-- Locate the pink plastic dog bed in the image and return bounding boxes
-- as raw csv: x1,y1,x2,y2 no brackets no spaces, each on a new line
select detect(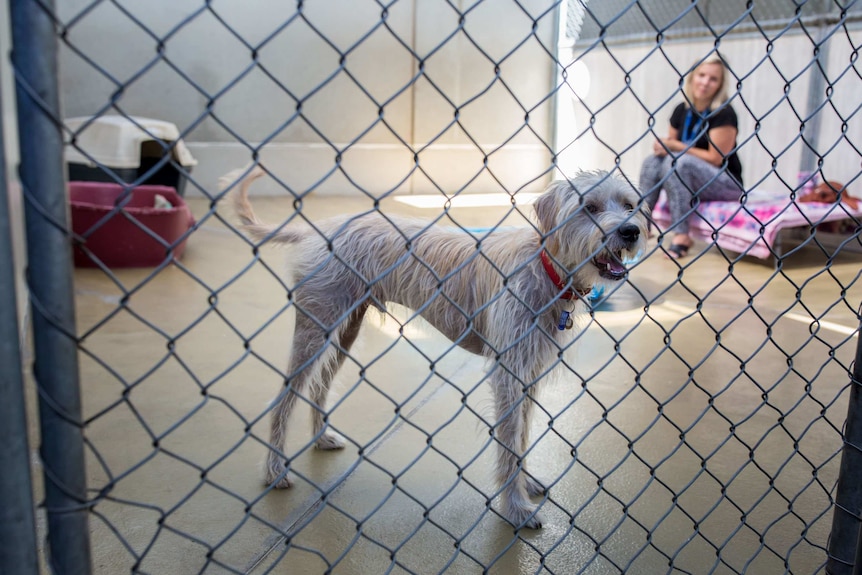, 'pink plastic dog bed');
70,182,194,268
